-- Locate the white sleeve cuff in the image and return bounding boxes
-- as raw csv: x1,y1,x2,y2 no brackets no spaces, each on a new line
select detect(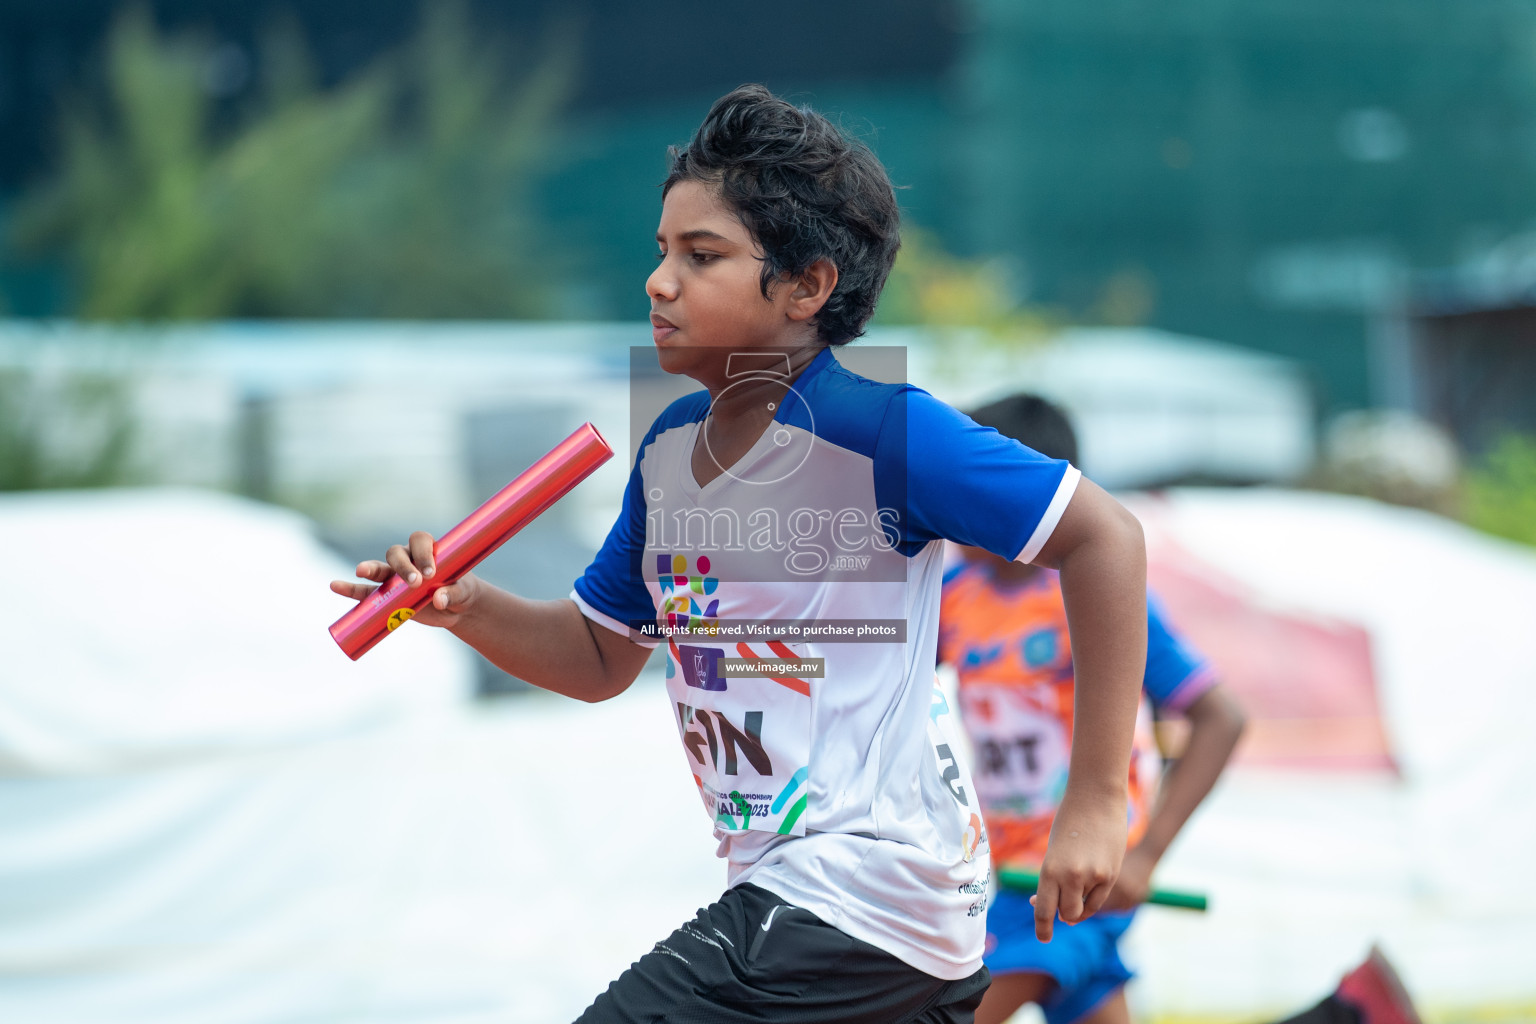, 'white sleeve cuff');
569,590,660,649
1013,465,1082,565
